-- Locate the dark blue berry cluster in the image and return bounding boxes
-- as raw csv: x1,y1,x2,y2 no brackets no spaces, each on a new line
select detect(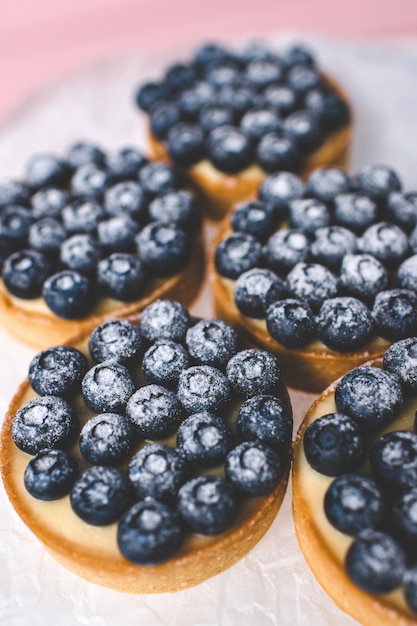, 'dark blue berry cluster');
215,165,417,353
0,142,200,319
136,42,350,175
12,300,292,565
302,340,417,613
